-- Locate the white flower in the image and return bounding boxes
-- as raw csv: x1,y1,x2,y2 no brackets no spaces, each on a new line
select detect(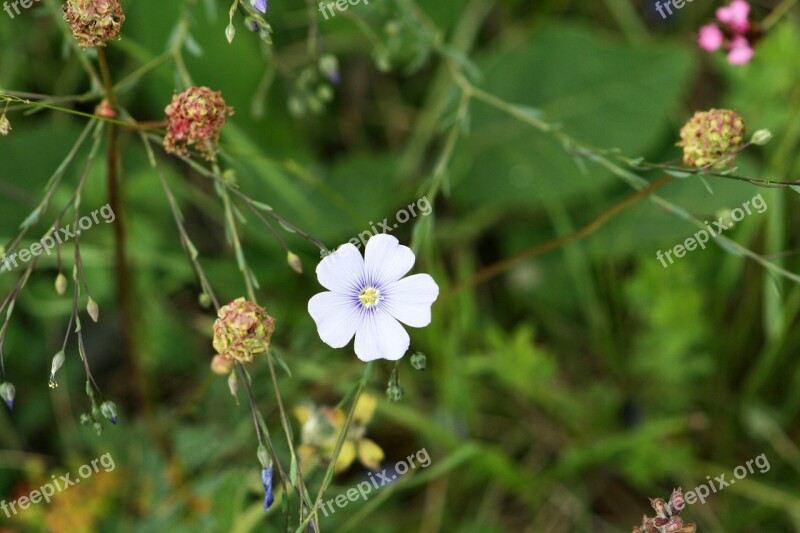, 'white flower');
308,234,439,361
